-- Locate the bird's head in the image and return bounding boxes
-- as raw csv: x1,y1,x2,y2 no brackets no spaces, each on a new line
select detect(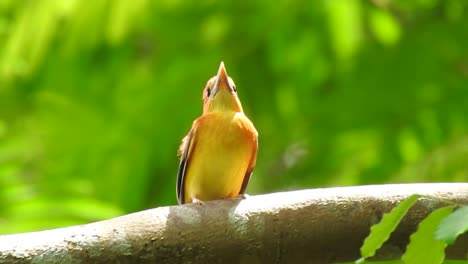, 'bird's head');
202,62,243,113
